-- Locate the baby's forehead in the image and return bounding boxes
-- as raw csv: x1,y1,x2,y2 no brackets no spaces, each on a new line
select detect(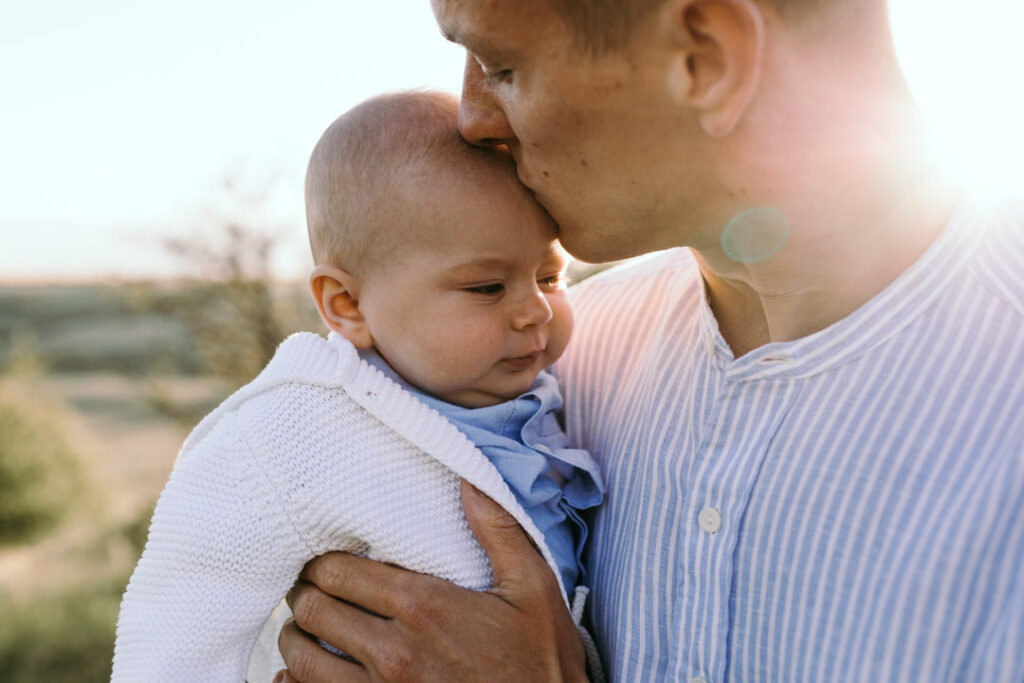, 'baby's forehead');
394,150,528,211
401,141,516,185
383,160,558,255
